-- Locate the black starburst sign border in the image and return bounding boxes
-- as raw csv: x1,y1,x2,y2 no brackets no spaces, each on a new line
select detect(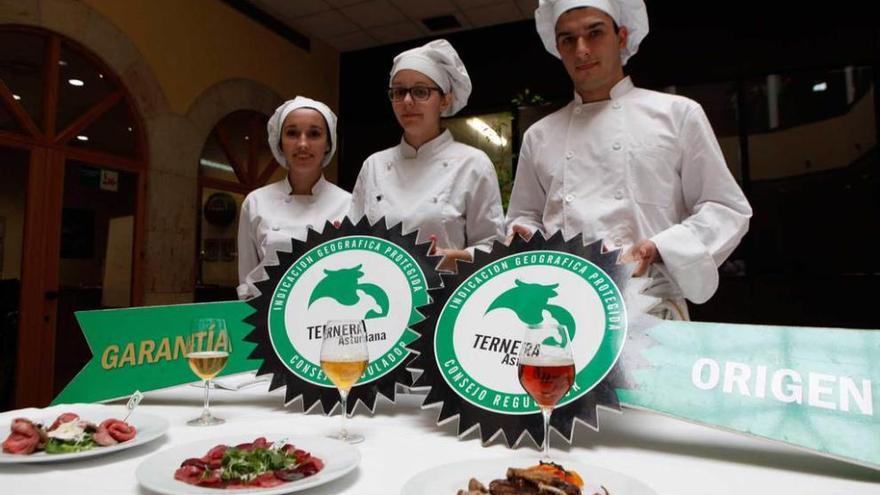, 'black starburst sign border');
244,216,443,415
409,231,633,447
